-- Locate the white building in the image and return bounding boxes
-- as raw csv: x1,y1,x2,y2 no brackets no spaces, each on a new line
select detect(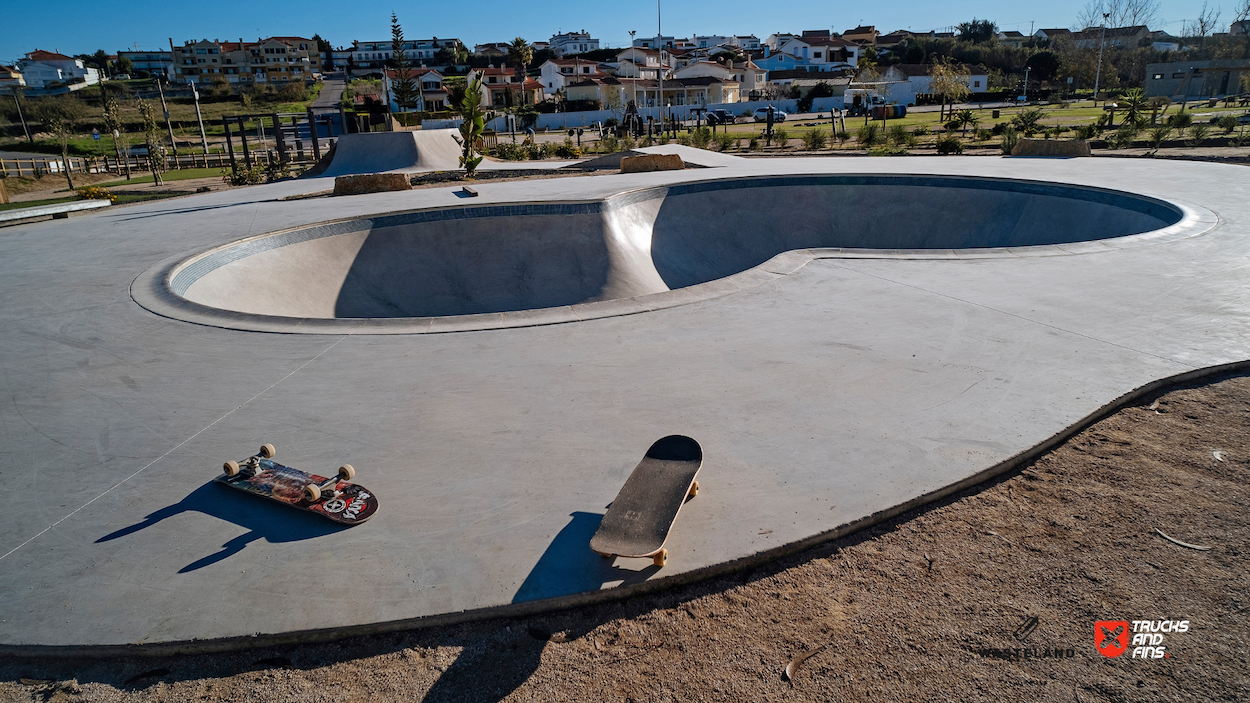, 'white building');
0,64,25,93
539,58,609,95
773,33,860,69
614,48,666,80
350,38,461,73
550,31,599,57
384,67,448,111
16,50,100,90
673,59,766,99
117,50,174,80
